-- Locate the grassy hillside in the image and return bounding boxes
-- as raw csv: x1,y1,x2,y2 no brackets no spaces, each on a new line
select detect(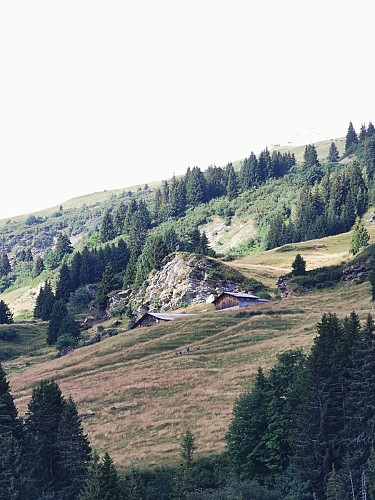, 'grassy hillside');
5,228,374,470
